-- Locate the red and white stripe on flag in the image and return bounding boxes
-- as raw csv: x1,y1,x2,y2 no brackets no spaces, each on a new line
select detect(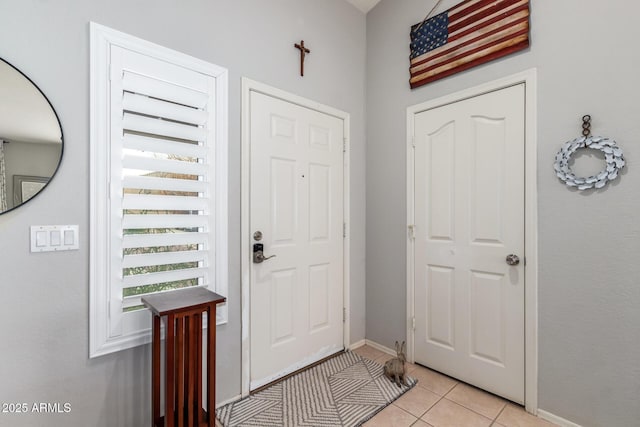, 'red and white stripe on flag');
409,0,530,89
